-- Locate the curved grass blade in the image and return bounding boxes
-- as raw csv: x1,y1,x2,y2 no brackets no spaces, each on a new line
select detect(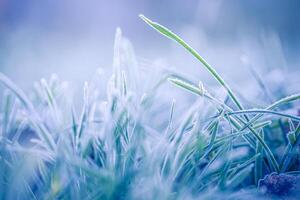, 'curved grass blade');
239,93,300,131
140,14,245,112
228,109,300,121
139,15,279,171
